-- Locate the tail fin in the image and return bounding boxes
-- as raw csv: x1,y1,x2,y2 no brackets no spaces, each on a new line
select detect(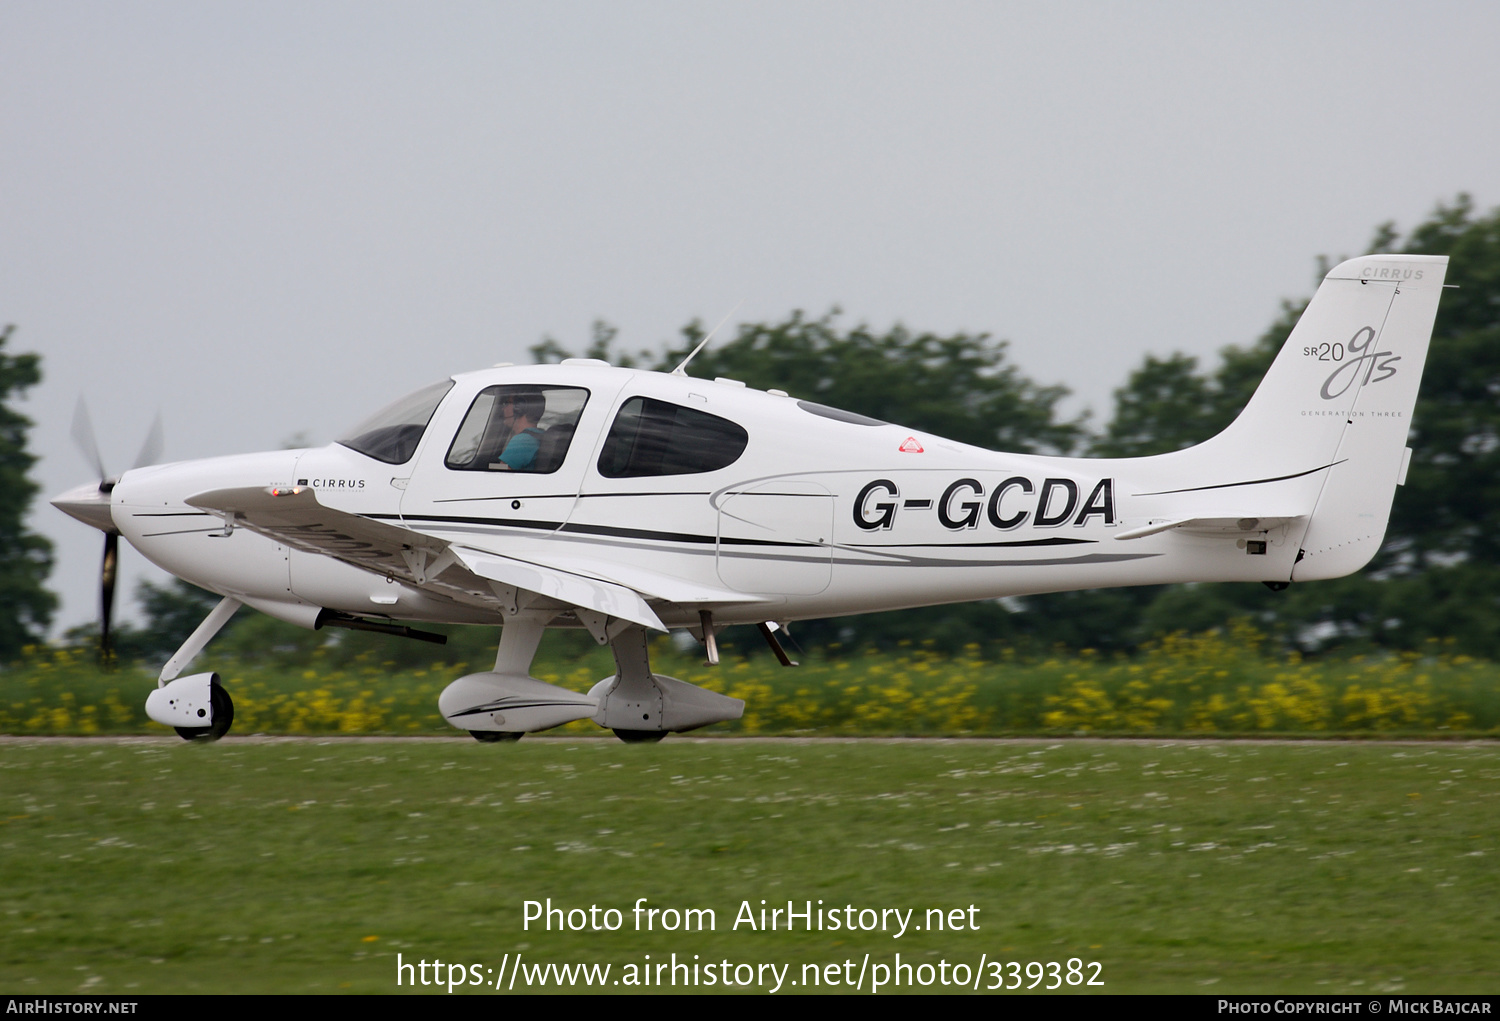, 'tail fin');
1155,254,1448,580
1289,254,1448,579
